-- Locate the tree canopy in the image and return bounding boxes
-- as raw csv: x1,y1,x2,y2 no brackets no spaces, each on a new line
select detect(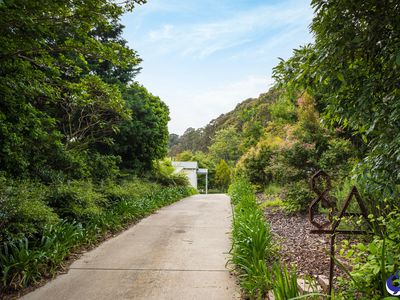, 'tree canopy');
111,84,170,171
273,0,400,198
0,0,170,180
